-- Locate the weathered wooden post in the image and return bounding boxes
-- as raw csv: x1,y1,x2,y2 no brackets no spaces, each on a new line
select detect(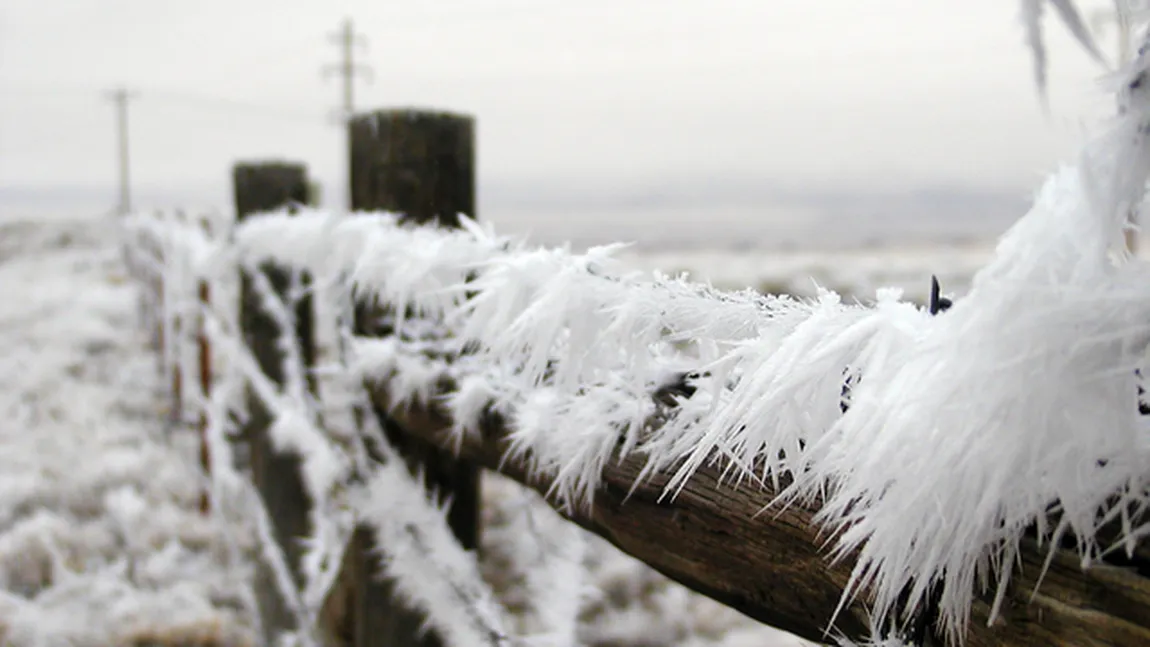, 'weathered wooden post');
198,276,212,513
156,212,184,428
233,160,315,643
197,215,214,515
337,109,480,647
169,212,185,429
